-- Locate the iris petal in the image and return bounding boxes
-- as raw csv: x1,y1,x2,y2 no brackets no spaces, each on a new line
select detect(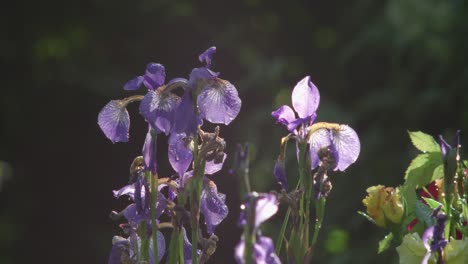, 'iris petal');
123,76,144,91
143,63,166,91
98,100,130,143
199,46,216,66
139,90,180,134
204,153,226,175
200,180,229,234
291,76,320,119
168,132,193,177
198,78,241,125
143,128,158,174
331,125,360,171
272,105,296,127
308,128,333,169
